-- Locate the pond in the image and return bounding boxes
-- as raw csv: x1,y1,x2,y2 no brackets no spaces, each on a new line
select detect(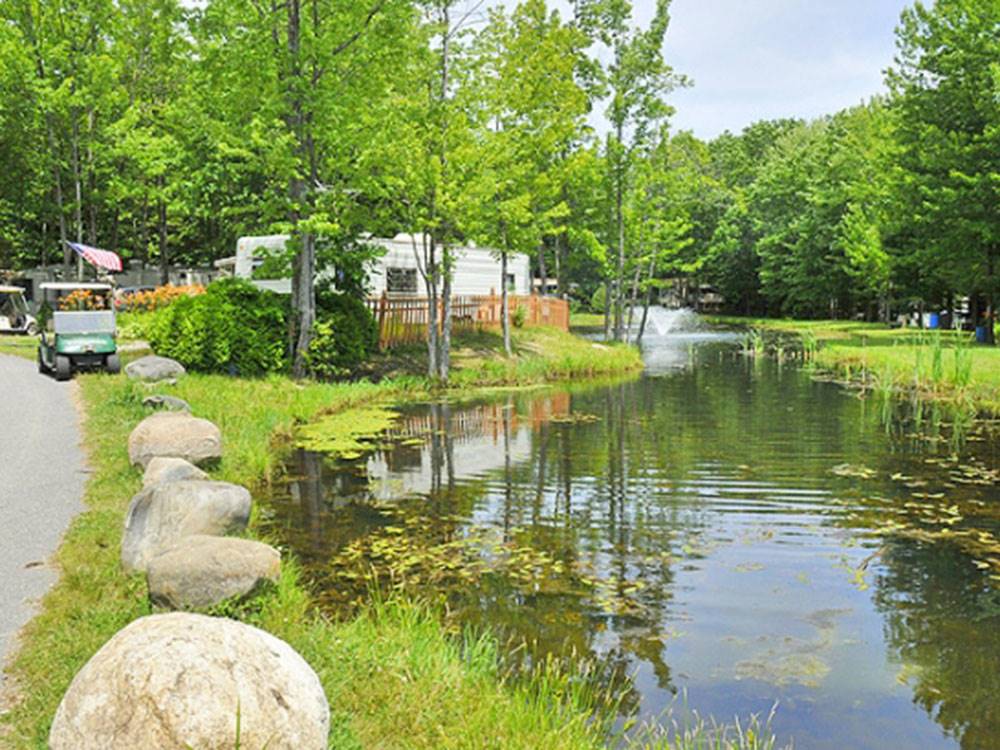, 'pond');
264,316,1000,750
